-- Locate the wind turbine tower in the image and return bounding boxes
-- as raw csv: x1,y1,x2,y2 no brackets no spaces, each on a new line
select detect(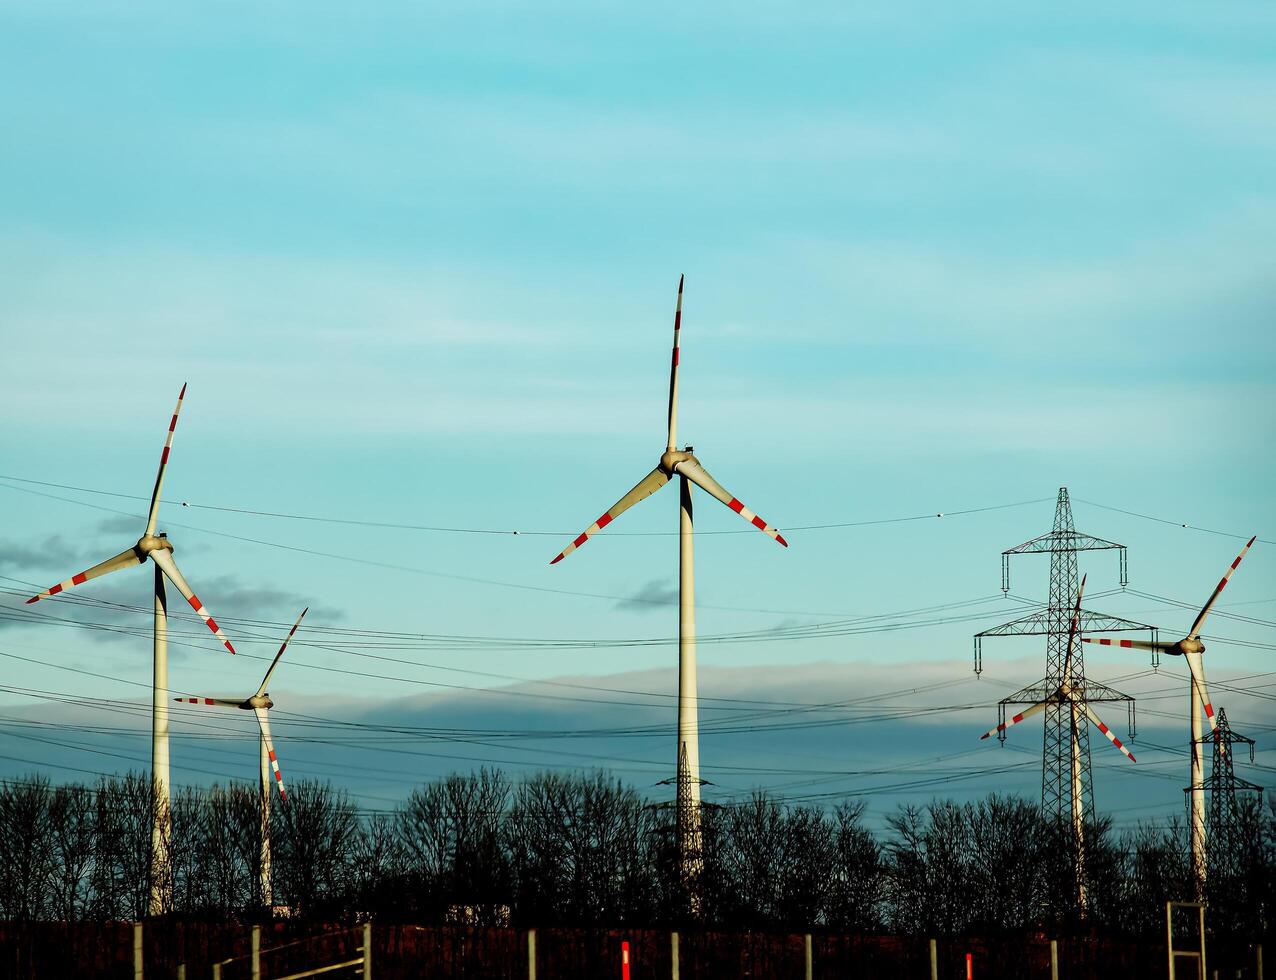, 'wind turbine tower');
176,608,305,907
550,276,788,894
26,386,236,914
1085,535,1257,897
974,488,1153,909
